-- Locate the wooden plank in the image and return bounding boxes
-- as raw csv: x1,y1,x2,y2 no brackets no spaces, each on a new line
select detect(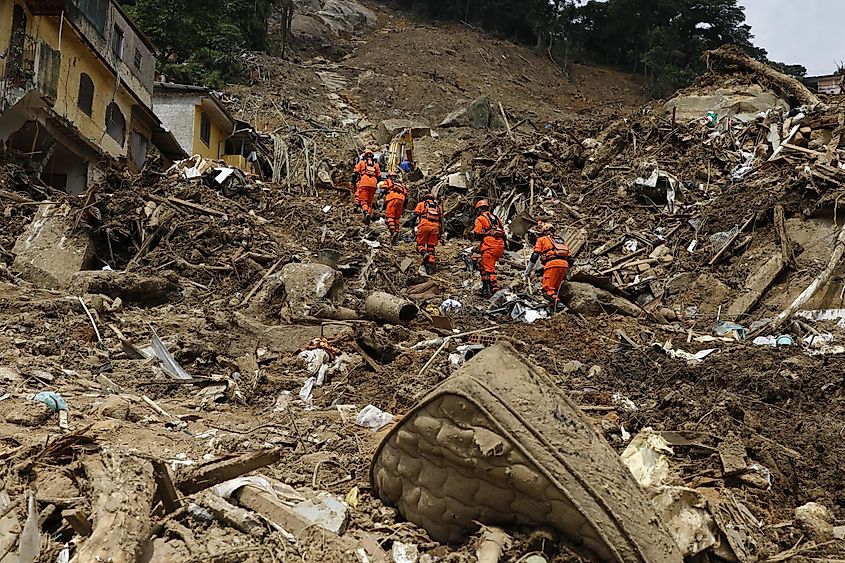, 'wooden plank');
176,449,285,495
151,459,180,514
61,508,93,537
234,486,359,555
725,253,785,319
